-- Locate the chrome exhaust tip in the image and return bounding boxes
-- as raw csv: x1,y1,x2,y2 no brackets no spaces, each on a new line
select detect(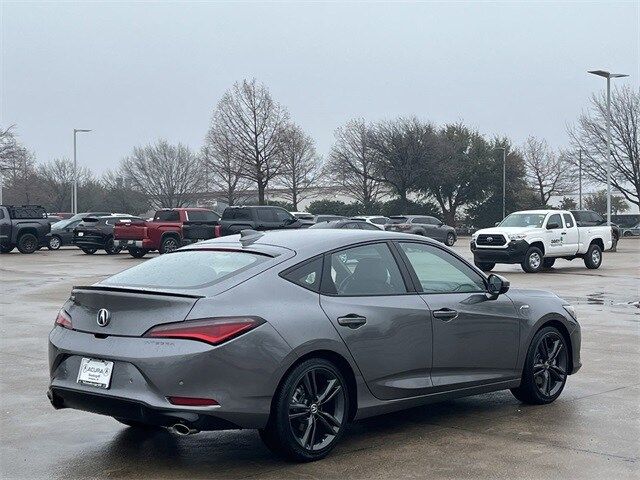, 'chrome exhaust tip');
170,423,199,436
